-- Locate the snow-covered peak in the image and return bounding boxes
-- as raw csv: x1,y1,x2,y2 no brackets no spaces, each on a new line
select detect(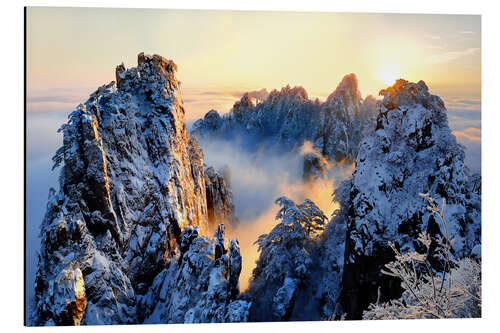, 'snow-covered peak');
339,78,481,319
33,53,244,325
326,73,360,103
379,79,446,117
192,75,377,162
